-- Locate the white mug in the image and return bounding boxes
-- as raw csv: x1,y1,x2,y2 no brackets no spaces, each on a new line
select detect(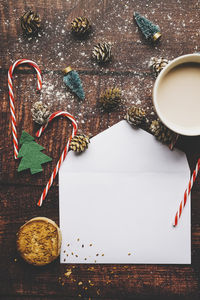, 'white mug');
153,53,200,136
